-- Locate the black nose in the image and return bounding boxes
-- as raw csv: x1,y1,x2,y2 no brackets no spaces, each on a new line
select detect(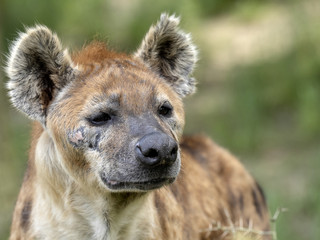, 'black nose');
135,132,178,167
